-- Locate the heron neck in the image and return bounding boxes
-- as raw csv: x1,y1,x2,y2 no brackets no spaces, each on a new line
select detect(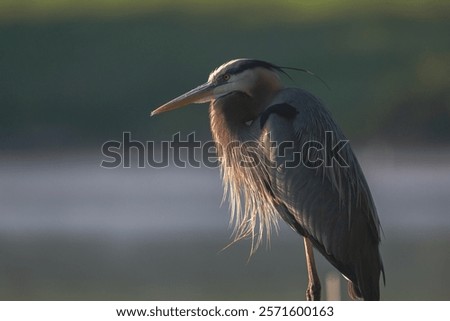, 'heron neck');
209,93,257,143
